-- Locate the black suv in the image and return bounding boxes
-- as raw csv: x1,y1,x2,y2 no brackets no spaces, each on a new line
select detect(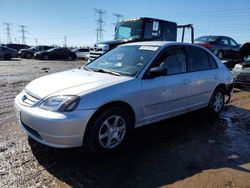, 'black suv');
18,45,53,58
